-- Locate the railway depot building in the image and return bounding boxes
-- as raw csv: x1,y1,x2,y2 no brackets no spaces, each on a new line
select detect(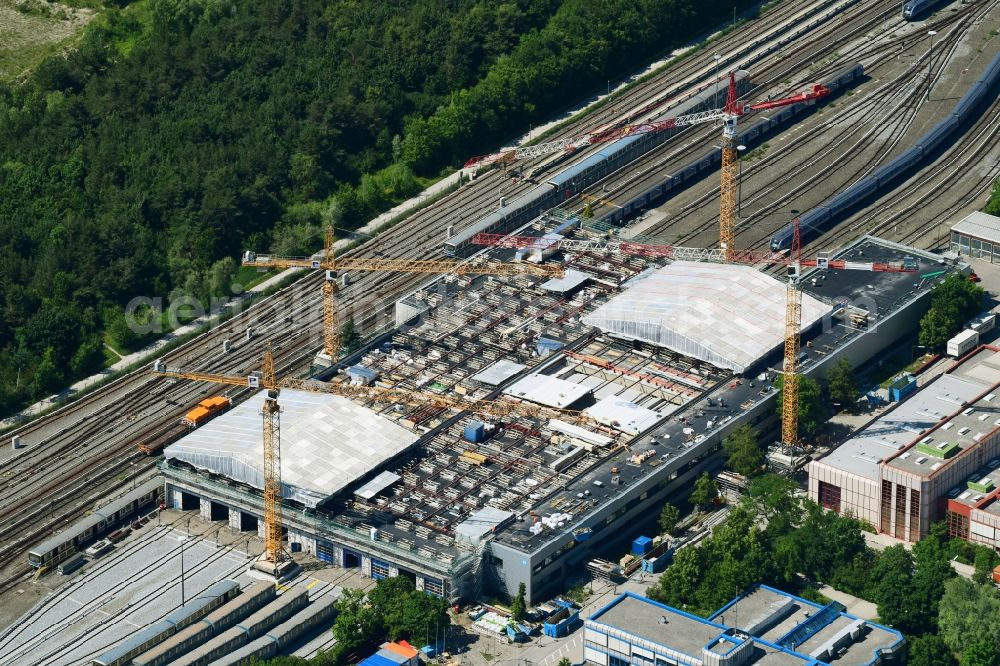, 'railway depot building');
808,347,1000,544
950,211,1000,263
584,587,904,666
159,220,960,604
